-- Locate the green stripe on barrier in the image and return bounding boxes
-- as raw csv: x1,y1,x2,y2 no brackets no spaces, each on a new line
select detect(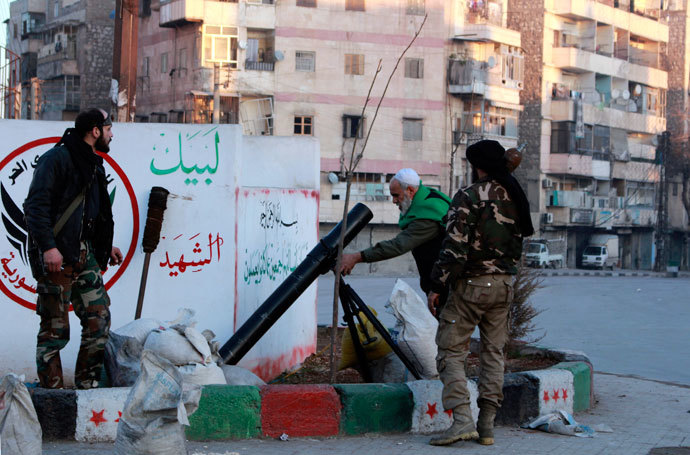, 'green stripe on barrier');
551,362,591,412
186,385,261,440
334,384,413,435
